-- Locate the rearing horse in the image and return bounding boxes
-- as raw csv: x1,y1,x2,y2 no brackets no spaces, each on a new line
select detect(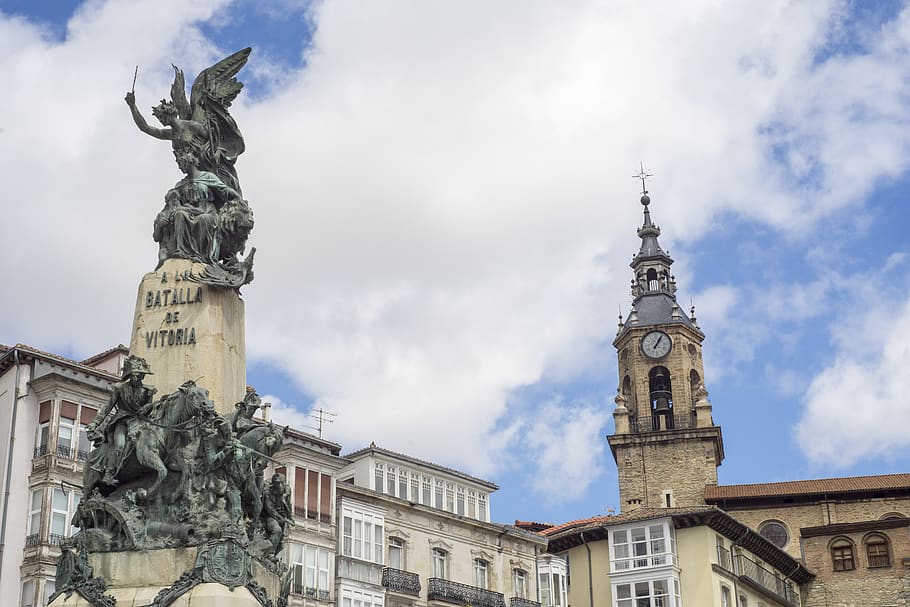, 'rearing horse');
133,381,214,497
